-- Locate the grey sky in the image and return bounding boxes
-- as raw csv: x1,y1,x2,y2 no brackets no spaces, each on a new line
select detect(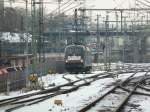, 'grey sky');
4,0,135,14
